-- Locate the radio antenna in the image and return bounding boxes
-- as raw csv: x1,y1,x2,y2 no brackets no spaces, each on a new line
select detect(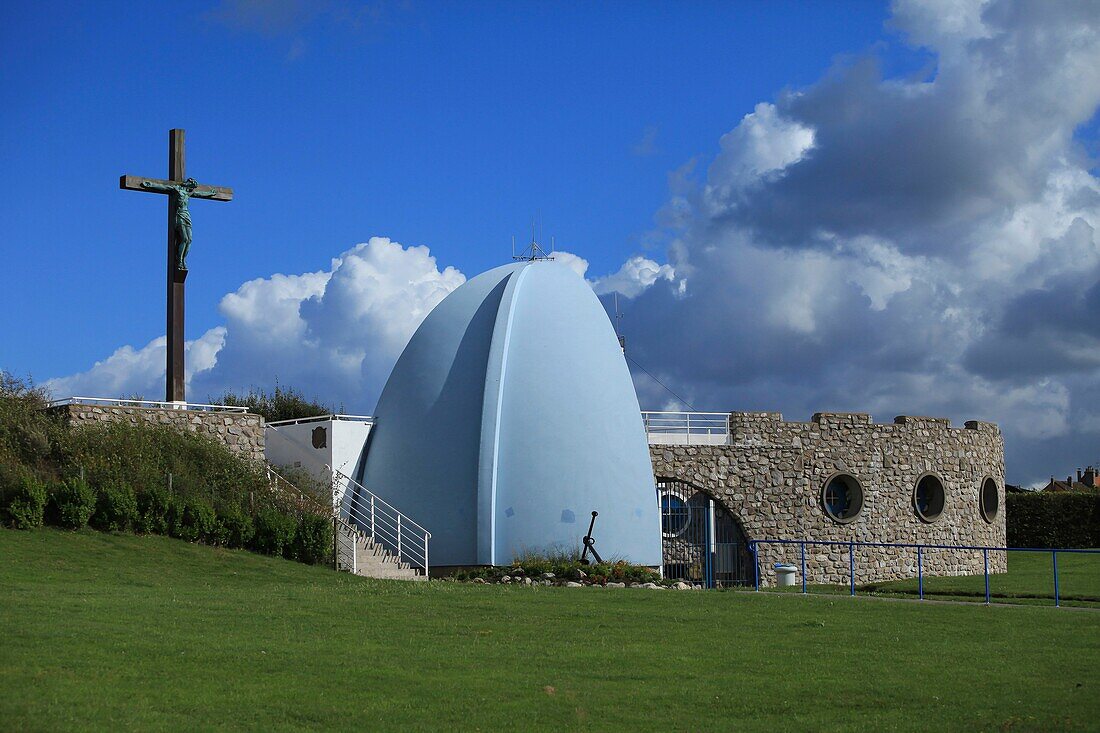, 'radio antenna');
512,216,555,262
614,292,625,353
